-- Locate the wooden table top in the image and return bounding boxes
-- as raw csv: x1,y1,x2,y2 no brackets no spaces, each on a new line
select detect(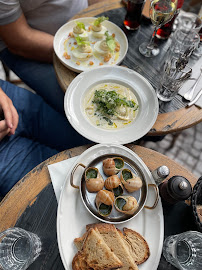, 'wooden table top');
53,0,202,136
0,144,198,232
